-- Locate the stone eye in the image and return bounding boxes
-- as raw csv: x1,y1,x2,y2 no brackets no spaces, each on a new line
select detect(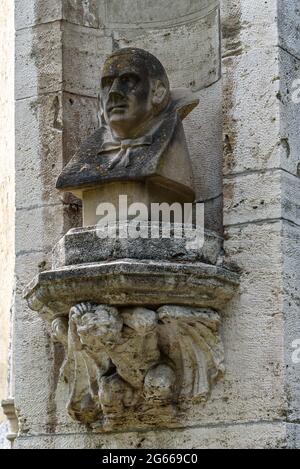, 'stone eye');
120,73,138,87
101,76,114,89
